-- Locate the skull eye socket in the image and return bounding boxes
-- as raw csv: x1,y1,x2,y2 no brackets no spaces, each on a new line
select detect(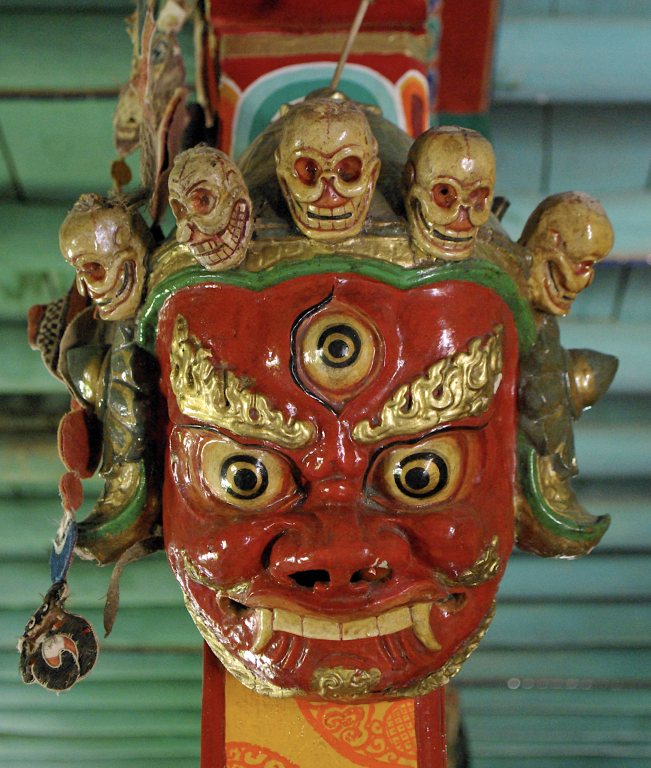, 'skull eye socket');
221,455,269,500
80,262,106,282
189,189,215,216
394,452,448,499
431,183,457,209
294,157,321,186
469,187,490,212
336,156,362,183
